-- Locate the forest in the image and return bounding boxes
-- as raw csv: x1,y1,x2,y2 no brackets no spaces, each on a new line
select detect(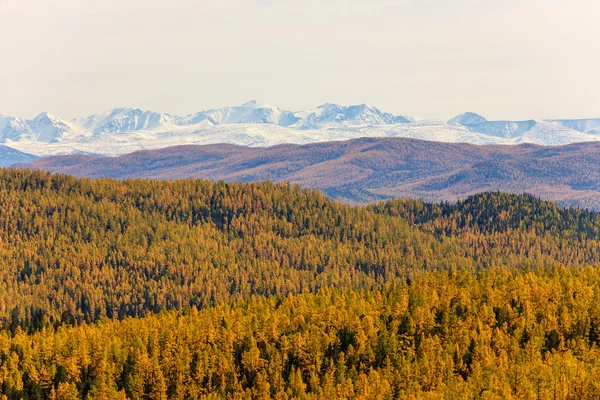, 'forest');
0,169,600,398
